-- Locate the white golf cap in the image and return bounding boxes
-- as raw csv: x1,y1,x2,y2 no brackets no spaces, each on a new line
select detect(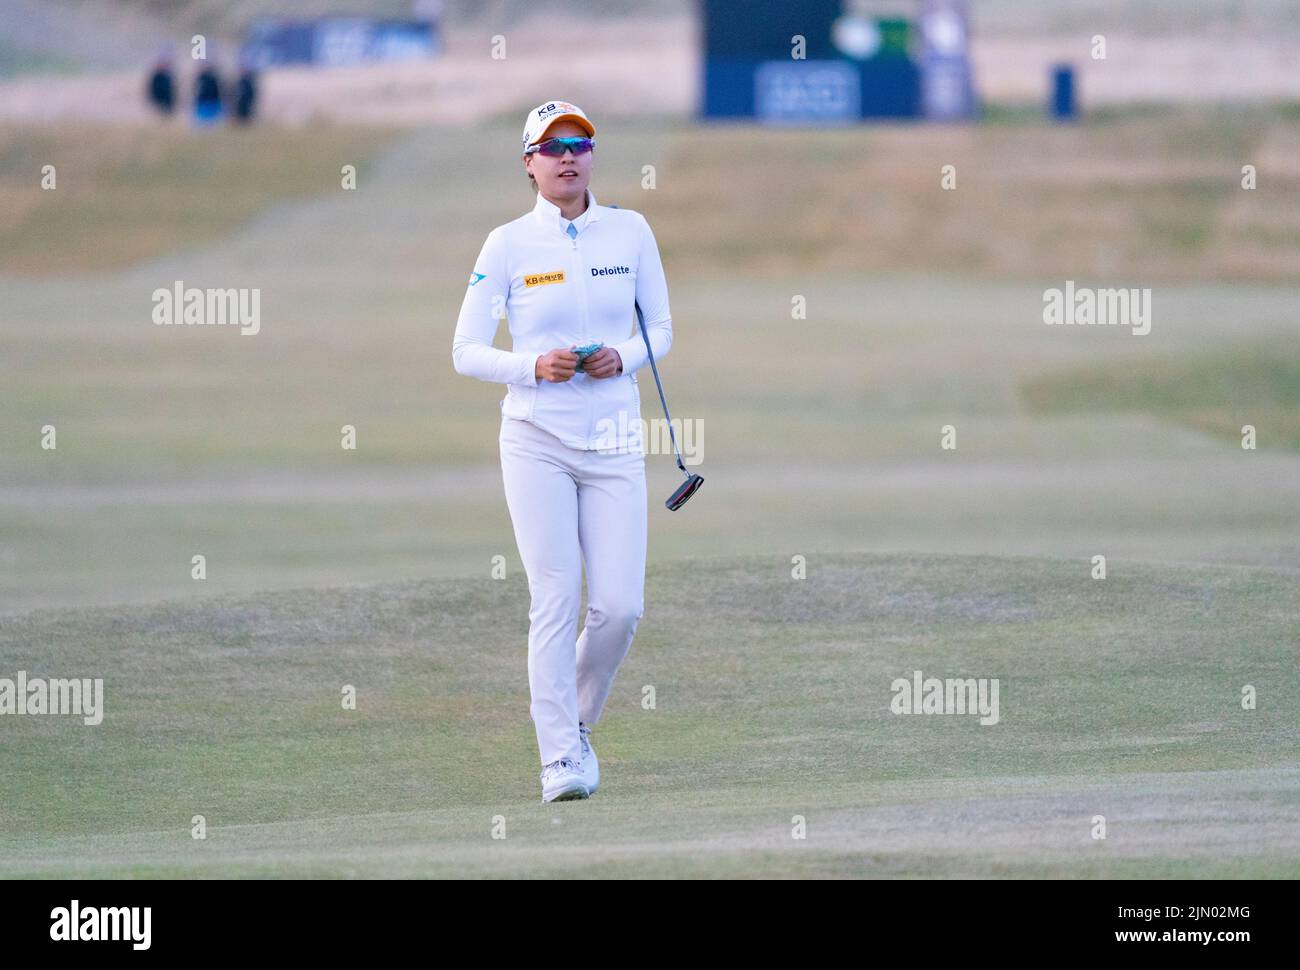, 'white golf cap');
521,100,595,152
